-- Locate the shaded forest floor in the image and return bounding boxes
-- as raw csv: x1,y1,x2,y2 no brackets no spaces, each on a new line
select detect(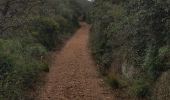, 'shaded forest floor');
37,22,116,100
